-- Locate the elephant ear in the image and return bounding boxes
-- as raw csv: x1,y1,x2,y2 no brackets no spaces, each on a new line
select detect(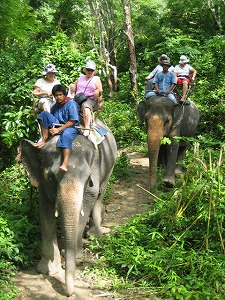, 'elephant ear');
136,101,146,125
172,105,184,130
19,139,42,187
